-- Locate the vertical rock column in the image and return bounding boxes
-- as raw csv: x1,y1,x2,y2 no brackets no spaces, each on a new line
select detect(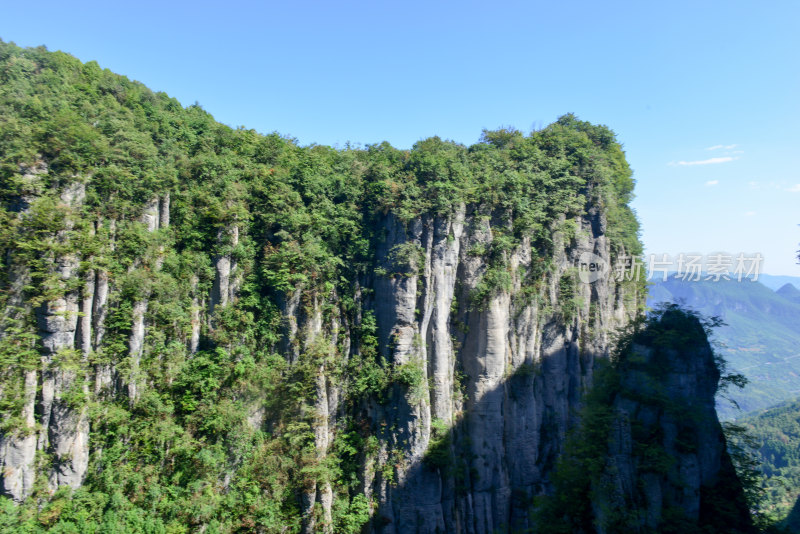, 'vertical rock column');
189,275,201,355
0,162,47,501
372,214,444,533
0,370,38,501
39,183,90,492
92,243,111,396
427,210,464,424
210,224,239,320
300,295,336,534
127,195,168,403
47,238,95,490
